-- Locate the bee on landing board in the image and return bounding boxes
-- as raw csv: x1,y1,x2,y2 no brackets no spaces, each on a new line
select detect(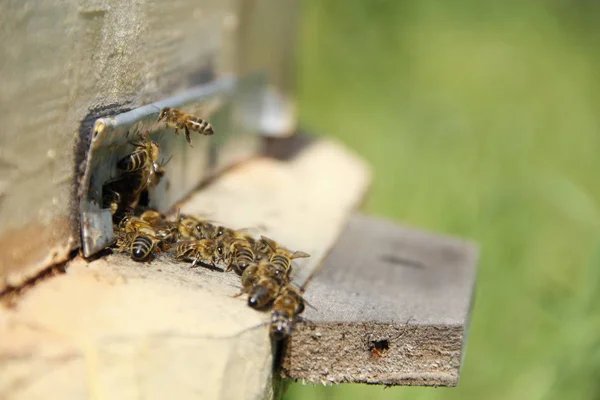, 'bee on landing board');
130,234,159,262
269,285,306,341
236,261,292,309
113,214,164,262
247,275,282,310
261,236,310,277
157,107,214,147
139,210,179,246
223,238,258,275
174,239,222,268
